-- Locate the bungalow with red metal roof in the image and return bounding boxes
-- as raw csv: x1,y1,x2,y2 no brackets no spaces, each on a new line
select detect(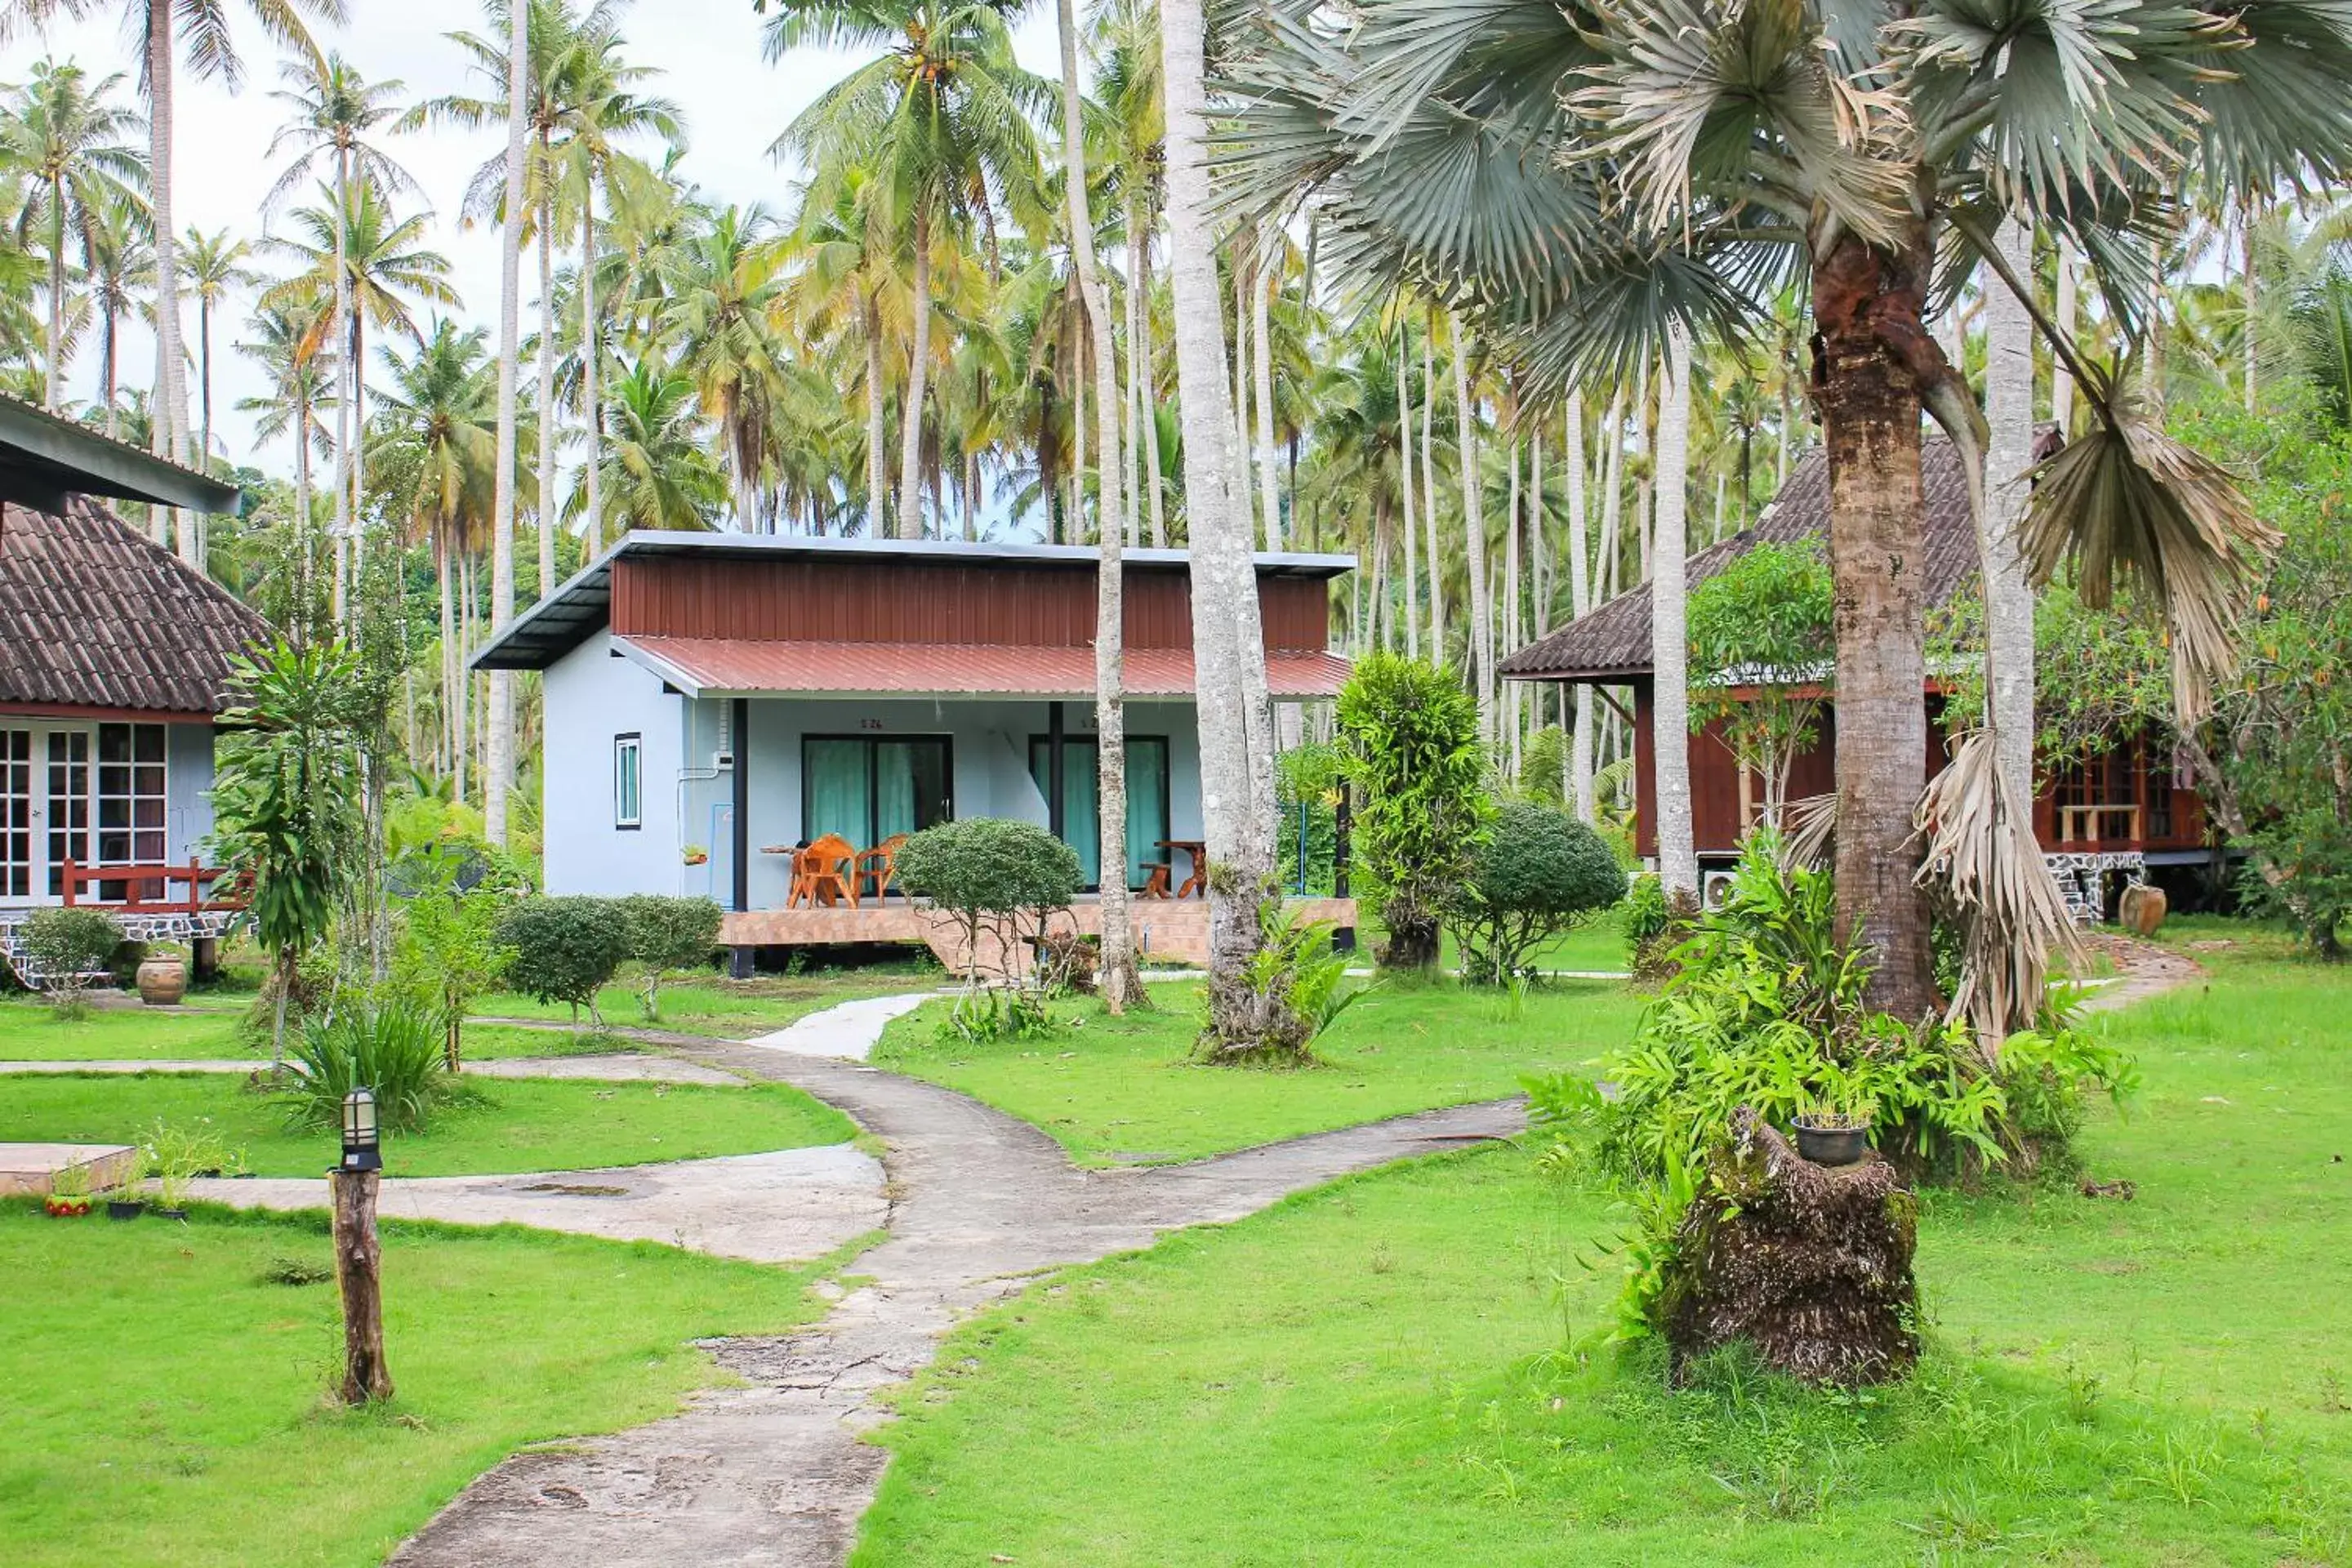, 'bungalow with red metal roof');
472,532,1356,967
1499,439,2225,917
